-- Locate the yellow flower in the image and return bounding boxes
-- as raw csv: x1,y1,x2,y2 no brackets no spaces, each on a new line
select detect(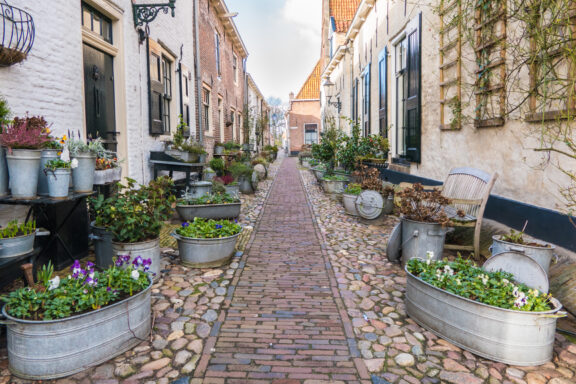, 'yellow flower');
57,152,62,156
